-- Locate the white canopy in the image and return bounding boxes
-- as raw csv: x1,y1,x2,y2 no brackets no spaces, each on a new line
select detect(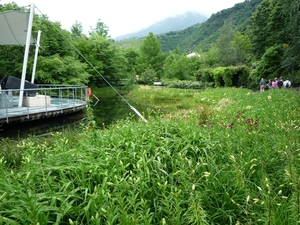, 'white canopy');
0,10,35,45
0,5,36,107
